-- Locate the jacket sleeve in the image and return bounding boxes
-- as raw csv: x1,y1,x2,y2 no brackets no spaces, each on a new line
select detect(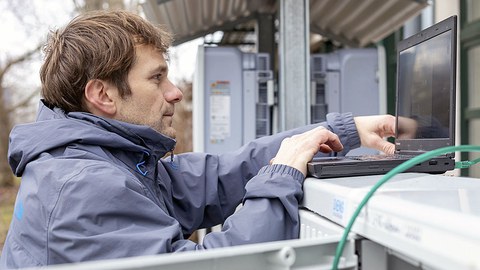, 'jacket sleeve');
200,164,305,248
162,112,360,235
